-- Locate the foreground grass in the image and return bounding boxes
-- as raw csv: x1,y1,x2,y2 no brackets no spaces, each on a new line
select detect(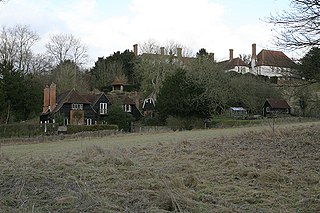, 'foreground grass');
0,122,320,212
